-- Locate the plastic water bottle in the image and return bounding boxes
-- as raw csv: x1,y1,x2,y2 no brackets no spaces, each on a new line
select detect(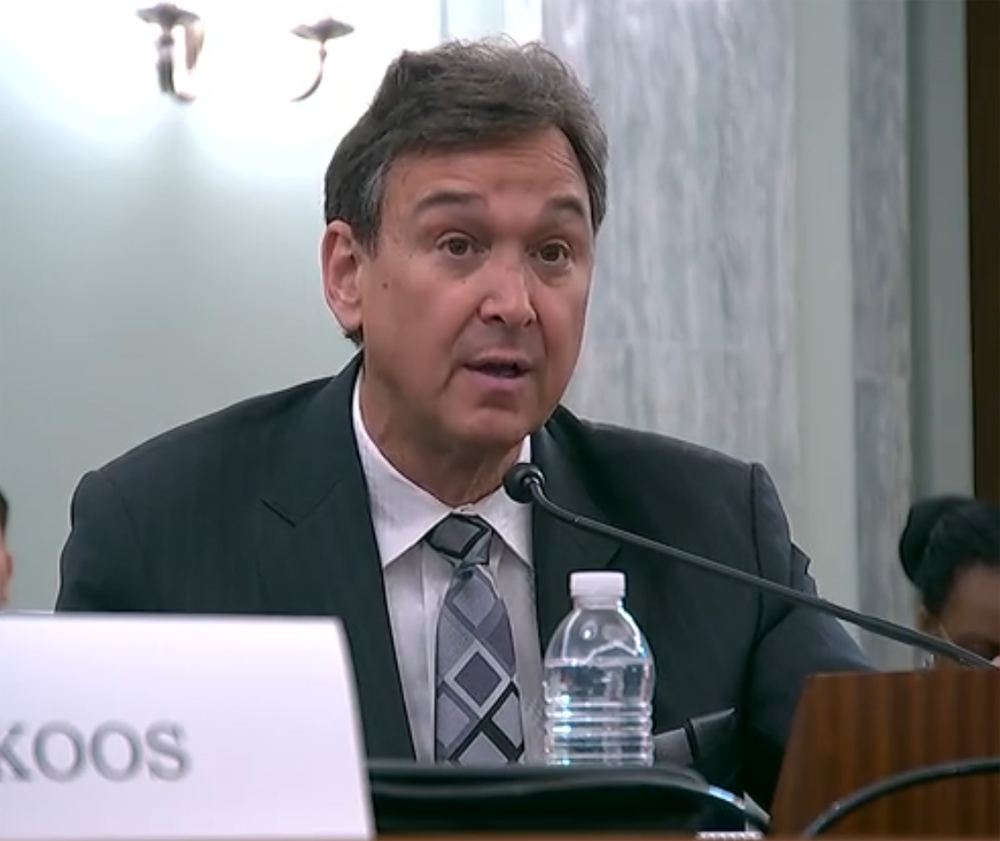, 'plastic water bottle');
543,570,655,766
